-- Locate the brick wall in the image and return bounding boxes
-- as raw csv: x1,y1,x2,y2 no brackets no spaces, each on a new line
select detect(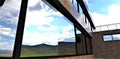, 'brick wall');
49,55,94,59
91,29,120,59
